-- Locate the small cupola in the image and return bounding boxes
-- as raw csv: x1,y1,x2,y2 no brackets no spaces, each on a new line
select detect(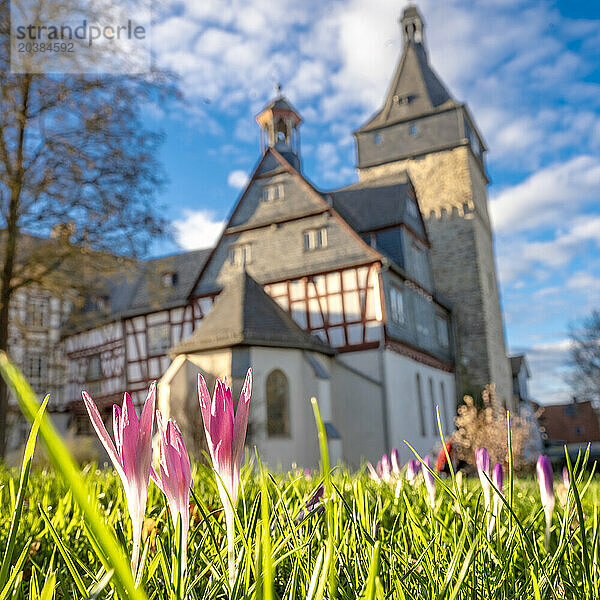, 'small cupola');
256,85,302,169
400,4,425,45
